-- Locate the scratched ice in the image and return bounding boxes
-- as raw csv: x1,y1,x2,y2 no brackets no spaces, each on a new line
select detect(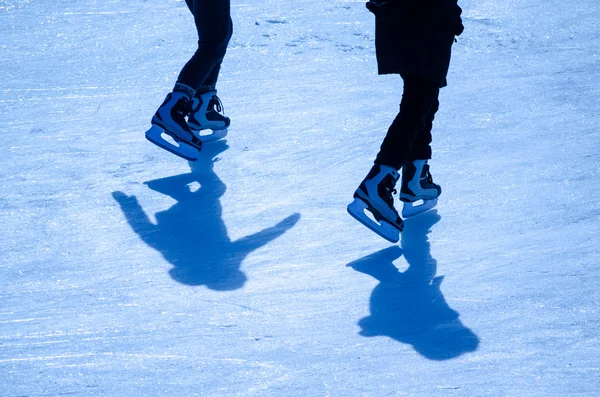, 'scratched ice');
1,0,599,395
